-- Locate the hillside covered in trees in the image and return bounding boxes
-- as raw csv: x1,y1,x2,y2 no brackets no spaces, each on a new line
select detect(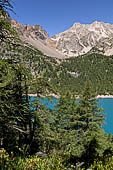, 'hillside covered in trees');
58,53,113,95
2,41,113,96
0,1,113,169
